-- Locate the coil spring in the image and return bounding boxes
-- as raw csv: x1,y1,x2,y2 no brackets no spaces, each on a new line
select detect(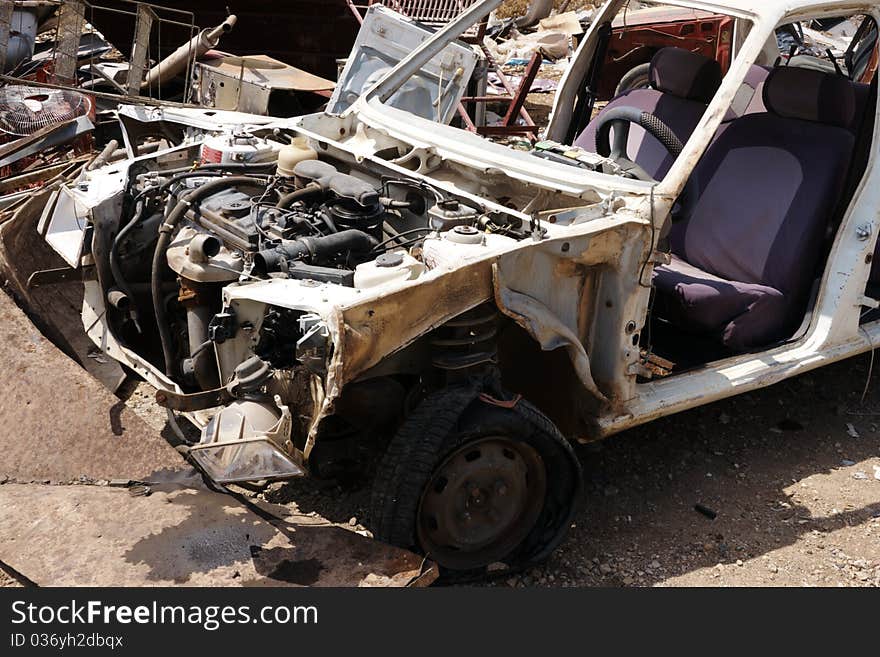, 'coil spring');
430,303,499,374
